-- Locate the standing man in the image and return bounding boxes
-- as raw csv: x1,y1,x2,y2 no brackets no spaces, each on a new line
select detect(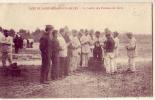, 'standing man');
104,32,115,74
80,30,90,68
0,30,13,67
50,30,61,80
126,32,137,72
60,27,71,76
113,31,120,72
13,34,20,54
58,28,68,77
69,30,81,72
39,25,53,84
